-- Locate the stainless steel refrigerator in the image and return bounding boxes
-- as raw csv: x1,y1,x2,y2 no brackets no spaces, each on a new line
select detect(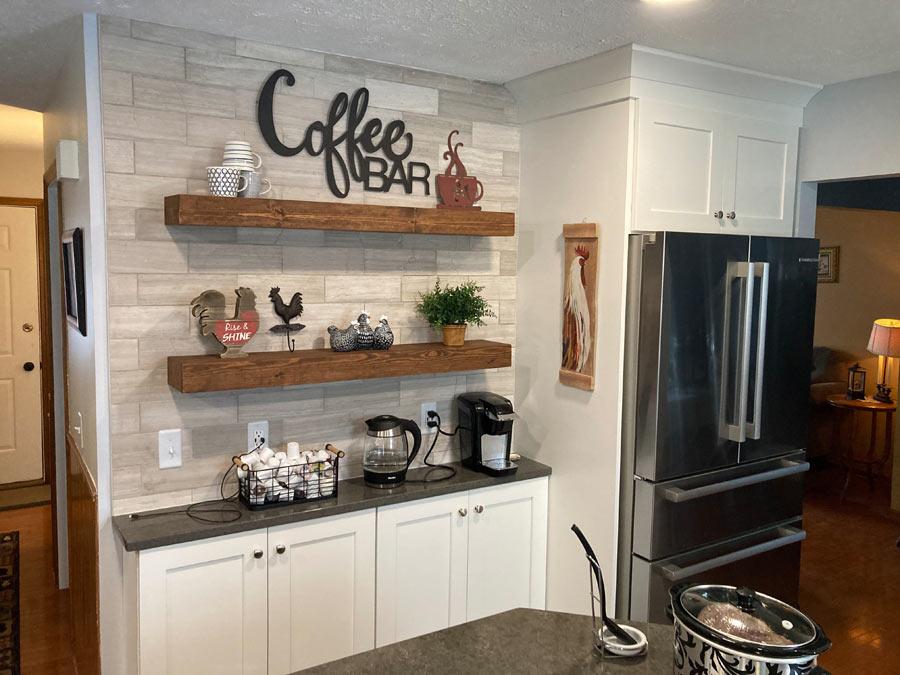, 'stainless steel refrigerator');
616,231,819,622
